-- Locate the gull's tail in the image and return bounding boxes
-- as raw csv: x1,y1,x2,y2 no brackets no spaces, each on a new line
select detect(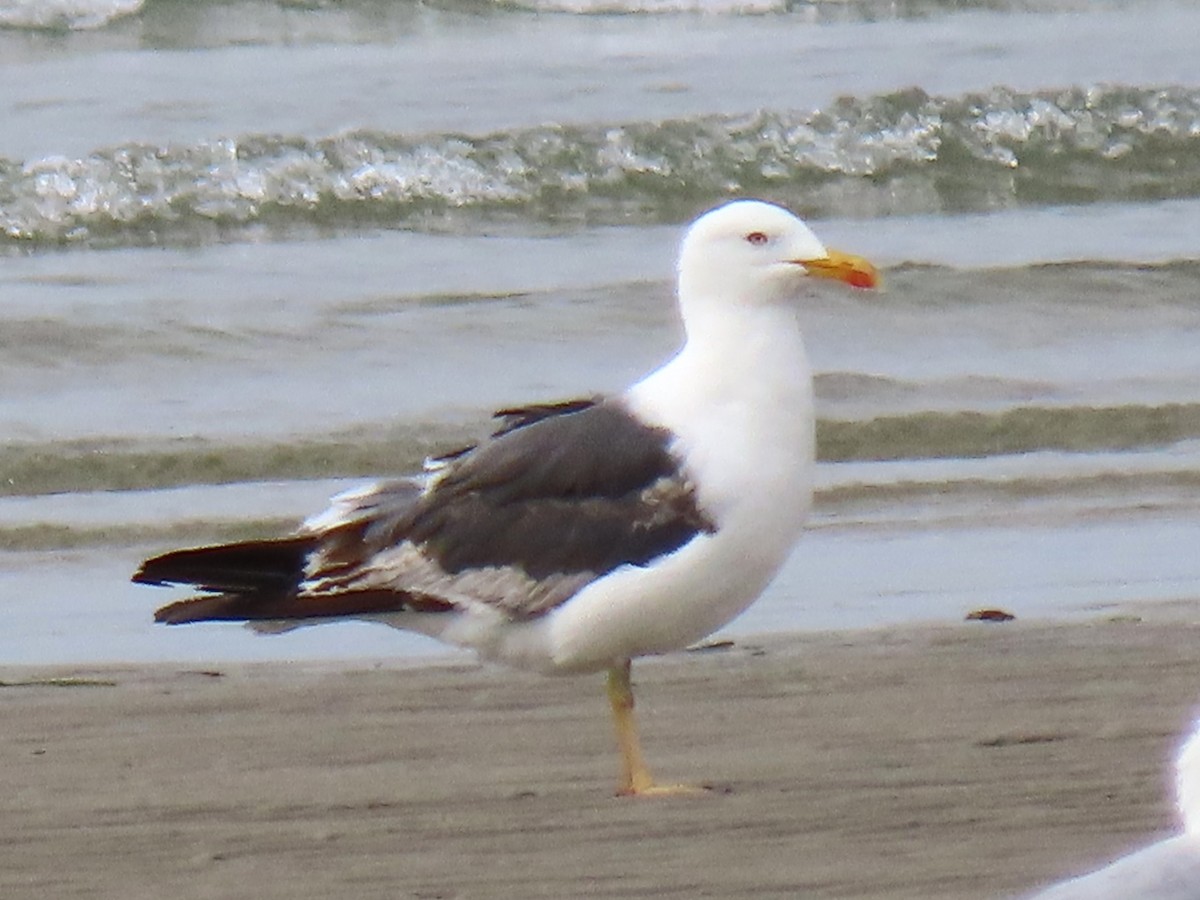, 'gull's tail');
134,534,454,625
133,538,313,596
1176,716,1200,837
133,538,315,624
